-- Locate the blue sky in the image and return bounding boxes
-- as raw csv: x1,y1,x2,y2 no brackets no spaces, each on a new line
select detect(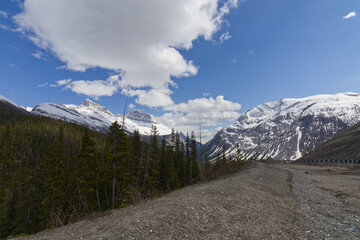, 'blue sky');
1,0,360,140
